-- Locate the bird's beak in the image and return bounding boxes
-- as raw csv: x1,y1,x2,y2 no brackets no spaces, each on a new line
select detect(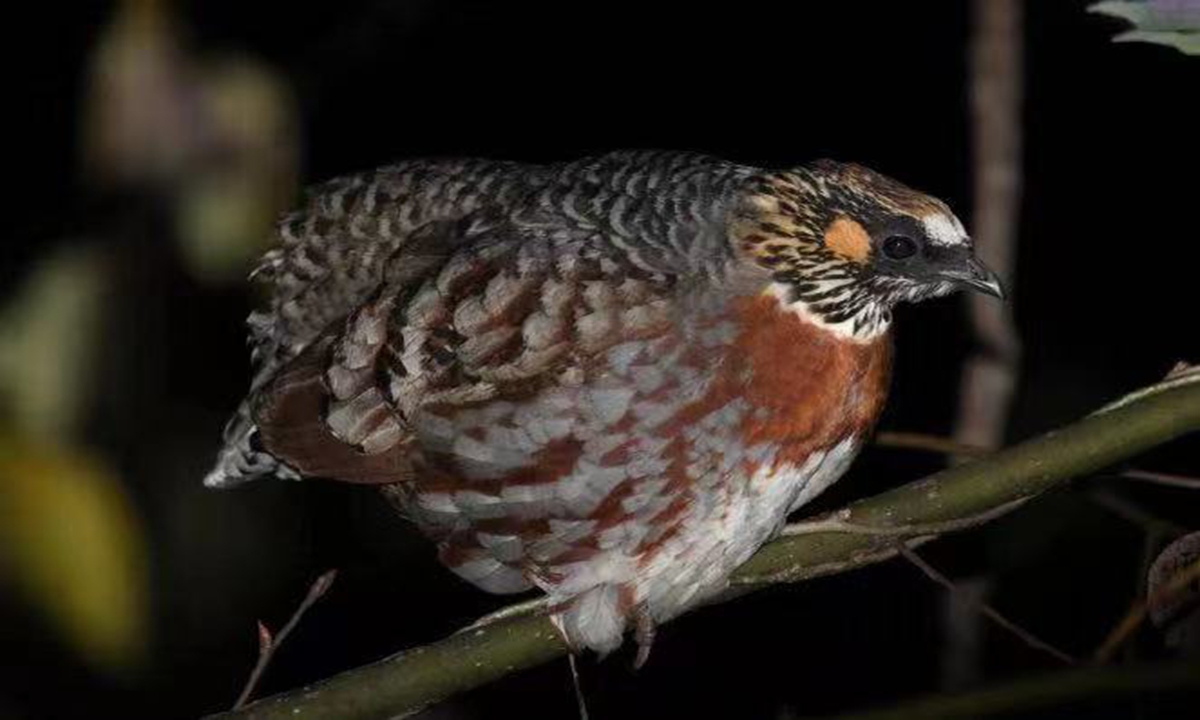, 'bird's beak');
938,254,1005,300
